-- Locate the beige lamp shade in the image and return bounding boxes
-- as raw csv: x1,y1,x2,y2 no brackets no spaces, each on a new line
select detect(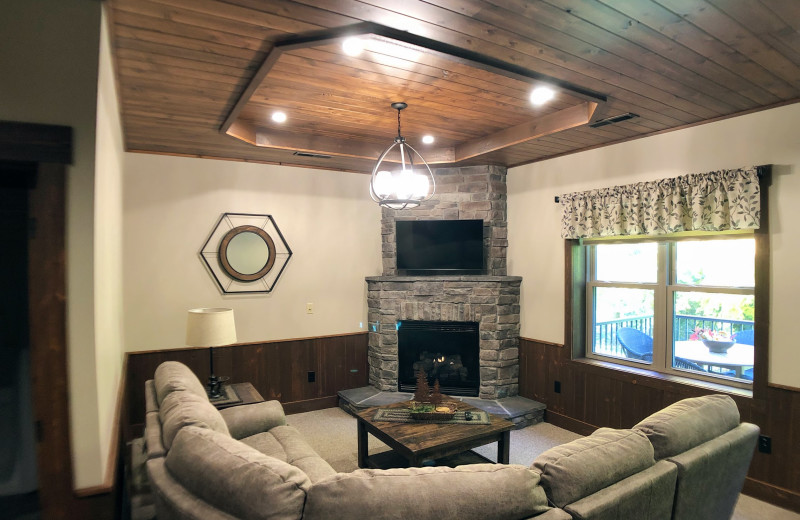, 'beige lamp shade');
185,308,237,347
